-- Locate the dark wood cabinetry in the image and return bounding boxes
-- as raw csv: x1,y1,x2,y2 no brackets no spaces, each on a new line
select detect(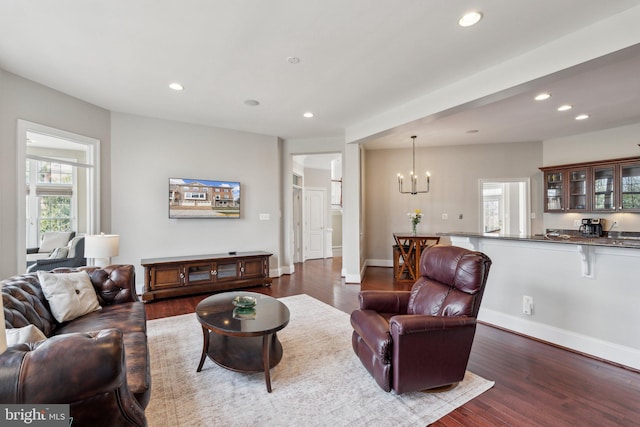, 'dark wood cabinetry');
543,167,590,212
541,156,640,213
619,160,640,212
592,159,640,212
141,251,272,302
